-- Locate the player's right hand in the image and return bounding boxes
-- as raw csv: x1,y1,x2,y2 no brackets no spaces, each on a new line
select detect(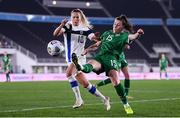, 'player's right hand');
61,18,68,26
